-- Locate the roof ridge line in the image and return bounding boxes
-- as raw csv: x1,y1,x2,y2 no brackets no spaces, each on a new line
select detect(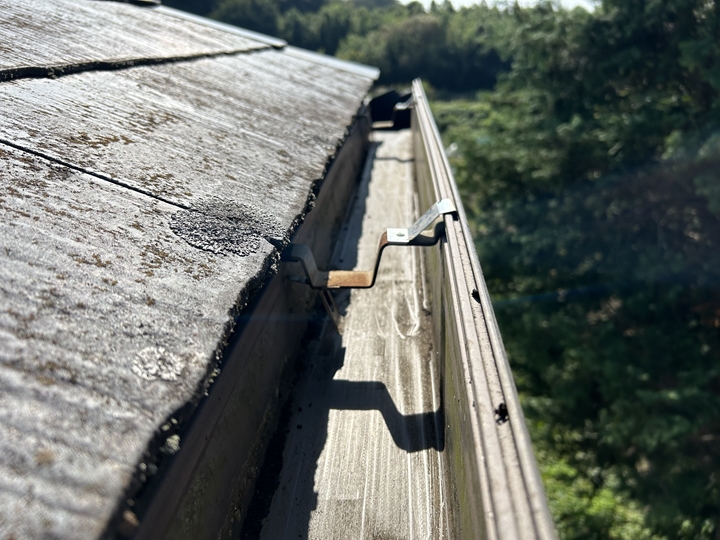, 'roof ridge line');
0,46,270,84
